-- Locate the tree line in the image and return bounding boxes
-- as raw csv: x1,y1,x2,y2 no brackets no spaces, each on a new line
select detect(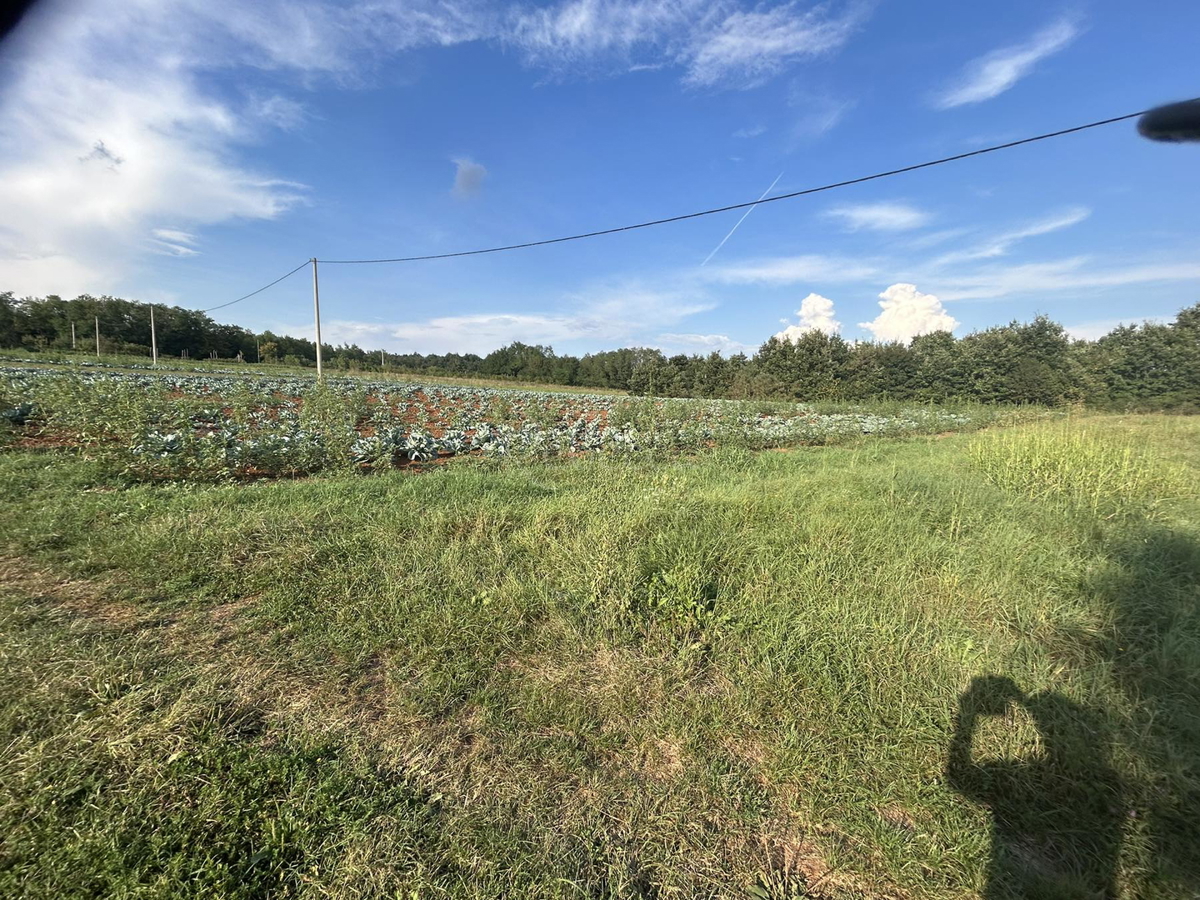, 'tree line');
2,291,1197,410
